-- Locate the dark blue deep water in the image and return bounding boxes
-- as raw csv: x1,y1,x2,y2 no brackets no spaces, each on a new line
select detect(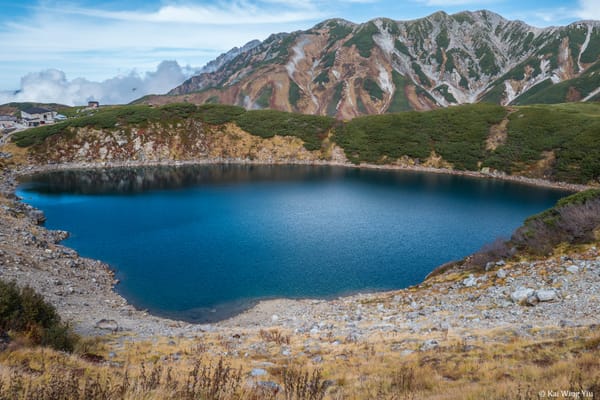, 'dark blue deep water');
18,165,569,322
